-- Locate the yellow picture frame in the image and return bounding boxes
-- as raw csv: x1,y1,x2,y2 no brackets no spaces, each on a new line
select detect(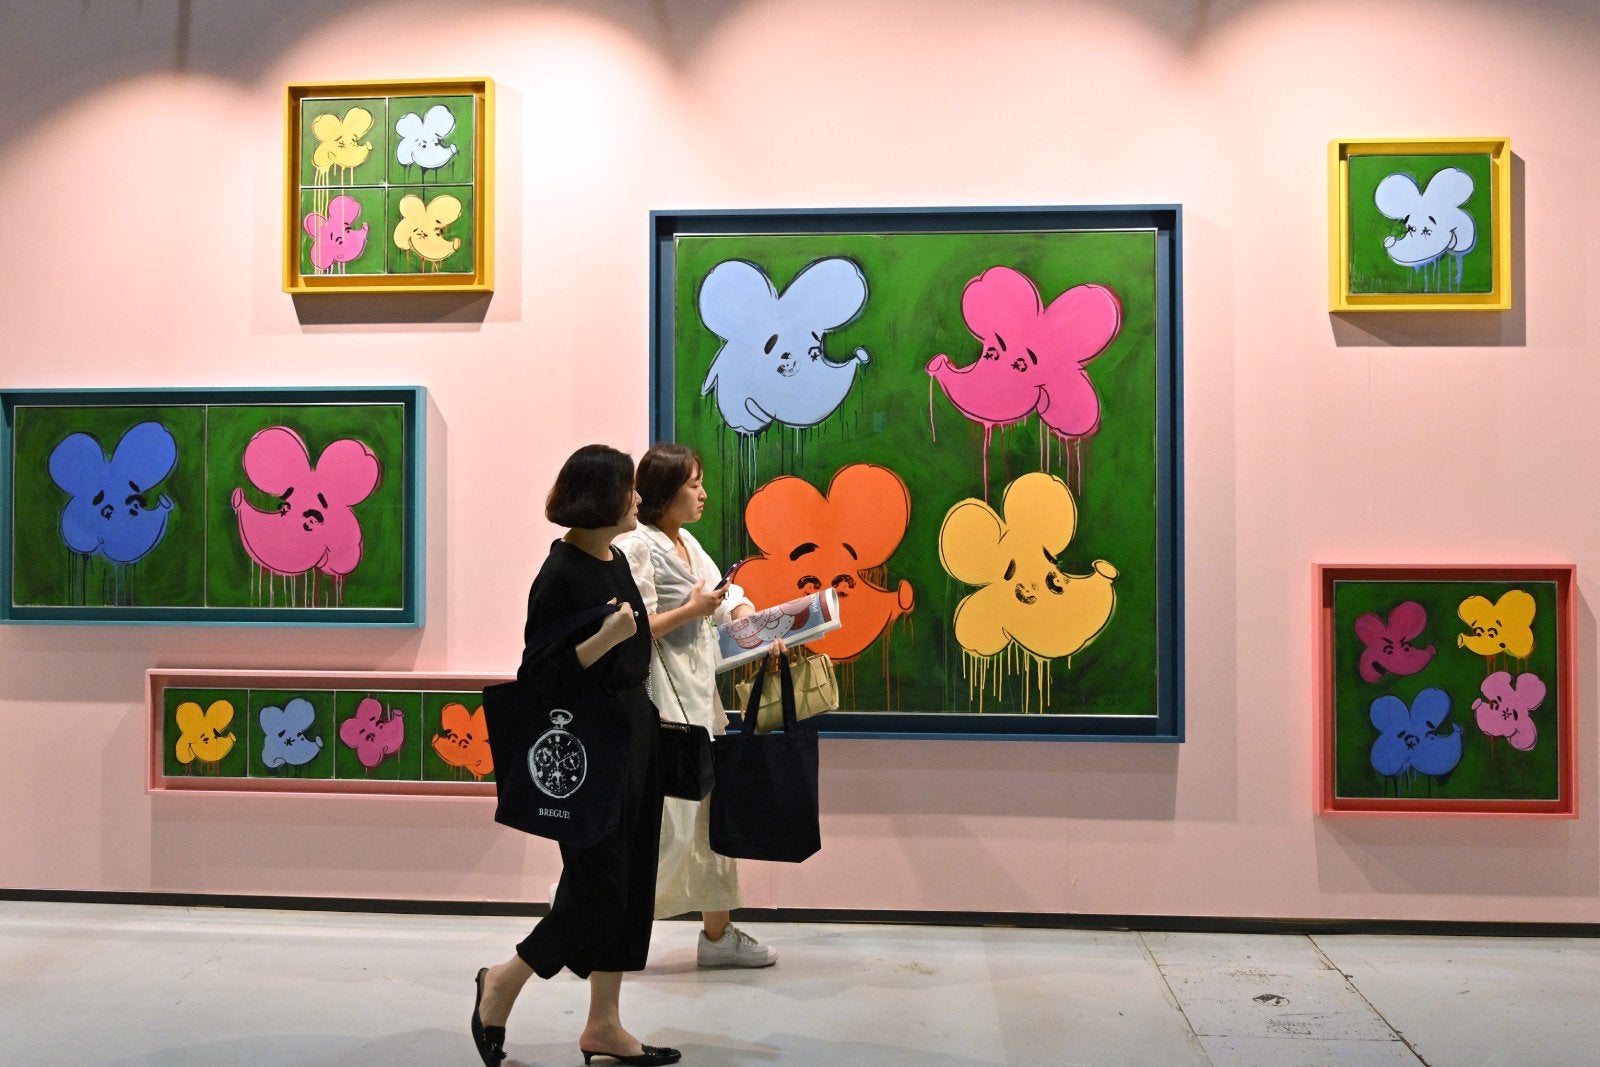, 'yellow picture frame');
1329,137,1510,312
283,77,494,294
